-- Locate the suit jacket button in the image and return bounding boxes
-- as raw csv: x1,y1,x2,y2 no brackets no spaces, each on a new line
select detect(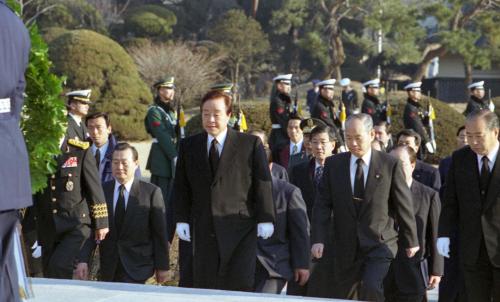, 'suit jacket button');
52,209,57,214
